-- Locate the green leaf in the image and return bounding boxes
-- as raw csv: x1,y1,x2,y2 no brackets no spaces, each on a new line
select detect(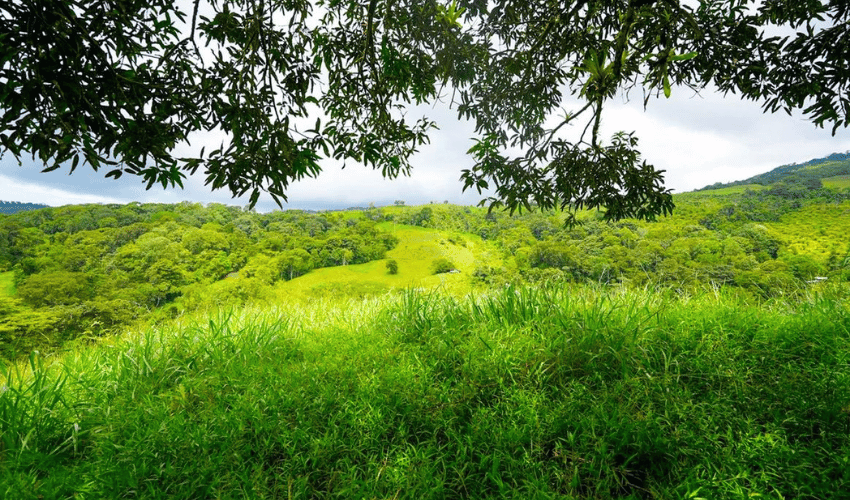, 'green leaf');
671,51,698,62
663,74,671,98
